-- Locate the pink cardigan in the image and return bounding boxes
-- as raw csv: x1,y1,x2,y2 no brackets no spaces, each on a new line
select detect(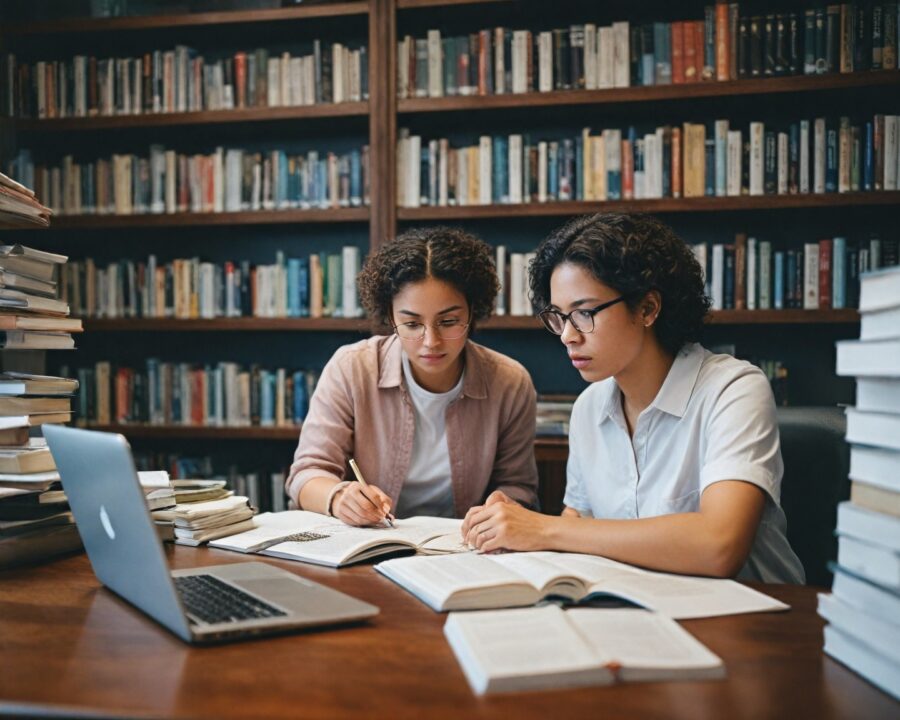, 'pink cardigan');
286,334,539,517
